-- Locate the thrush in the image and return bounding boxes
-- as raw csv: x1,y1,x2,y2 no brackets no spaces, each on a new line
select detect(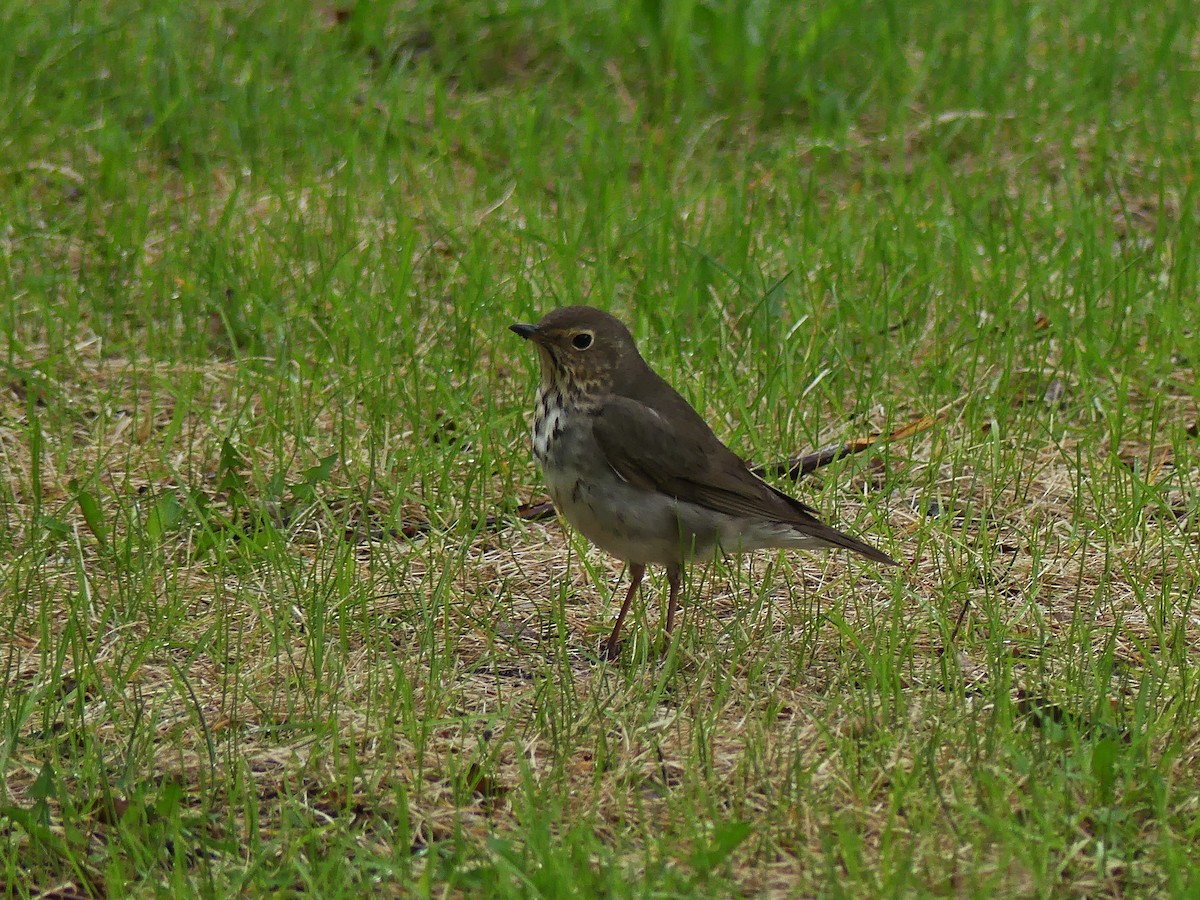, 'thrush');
510,306,897,660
